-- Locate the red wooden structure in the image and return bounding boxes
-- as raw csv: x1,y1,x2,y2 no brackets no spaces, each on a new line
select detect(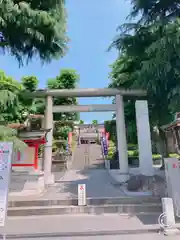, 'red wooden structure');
12,136,46,170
